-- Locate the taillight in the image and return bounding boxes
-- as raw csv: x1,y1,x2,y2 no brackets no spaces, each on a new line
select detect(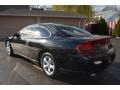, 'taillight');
75,42,94,54
75,36,111,54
